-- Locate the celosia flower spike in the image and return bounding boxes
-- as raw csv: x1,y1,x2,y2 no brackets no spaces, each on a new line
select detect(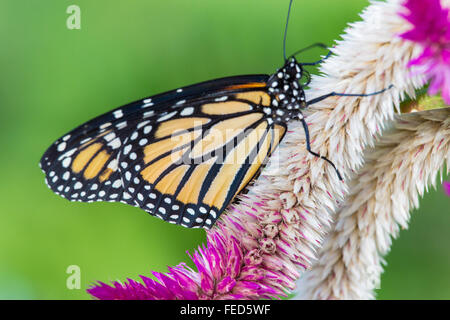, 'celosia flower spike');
88,230,287,300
